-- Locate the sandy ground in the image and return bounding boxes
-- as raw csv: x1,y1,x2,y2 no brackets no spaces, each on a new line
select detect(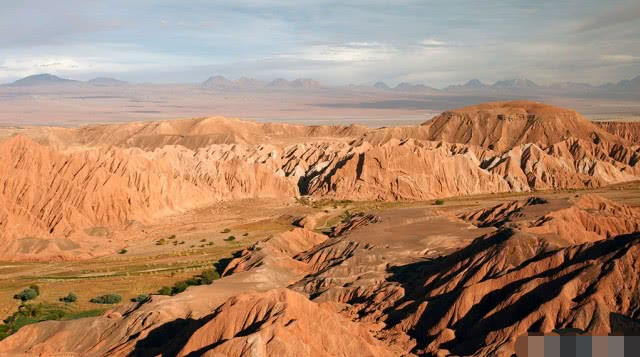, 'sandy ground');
1,84,638,127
